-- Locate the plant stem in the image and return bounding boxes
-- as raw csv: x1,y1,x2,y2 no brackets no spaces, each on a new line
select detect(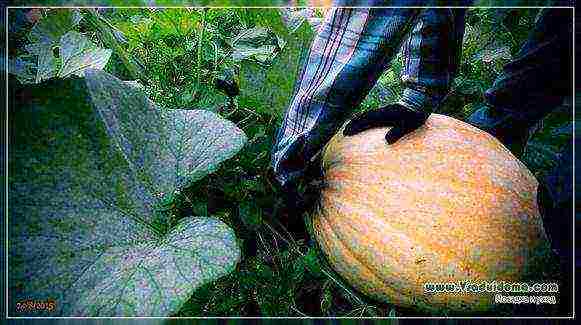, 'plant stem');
194,8,207,99
160,9,181,36
263,220,366,306
84,9,146,82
